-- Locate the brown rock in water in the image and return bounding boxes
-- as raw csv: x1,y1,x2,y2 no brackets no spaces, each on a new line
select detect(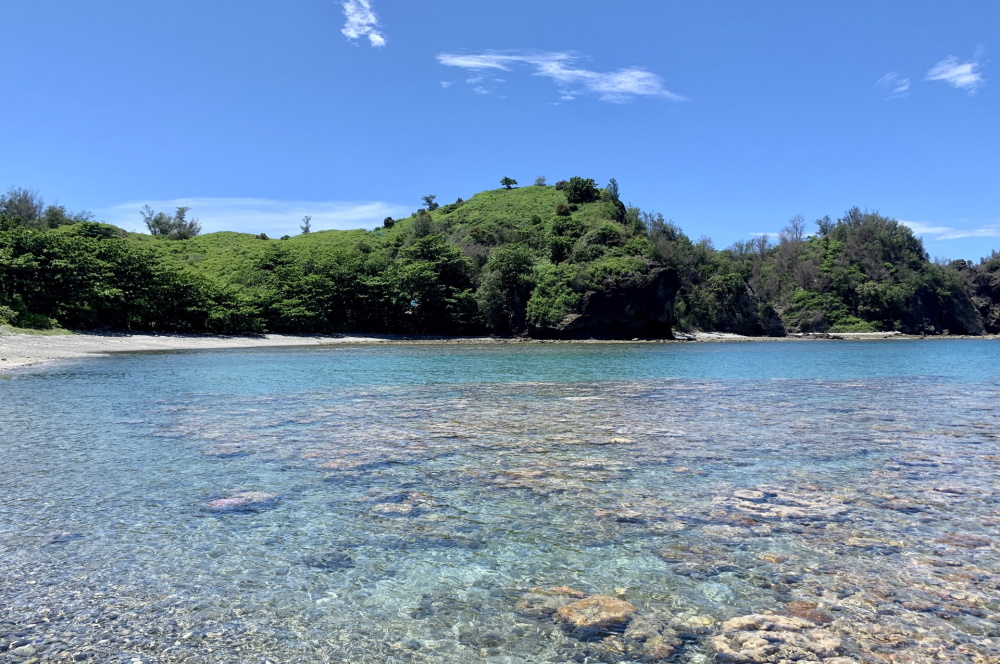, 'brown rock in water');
541,586,588,598
556,595,637,630
711,613,847,663
518,587,587,618
782,600,834,625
